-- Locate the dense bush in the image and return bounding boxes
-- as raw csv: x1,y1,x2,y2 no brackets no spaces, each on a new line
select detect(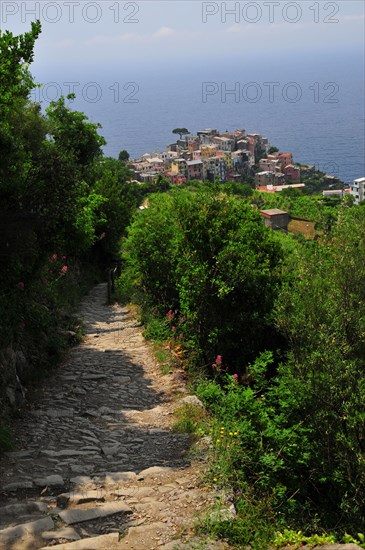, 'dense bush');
193,205,365,542
120,187,283,372
121,179,365,541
